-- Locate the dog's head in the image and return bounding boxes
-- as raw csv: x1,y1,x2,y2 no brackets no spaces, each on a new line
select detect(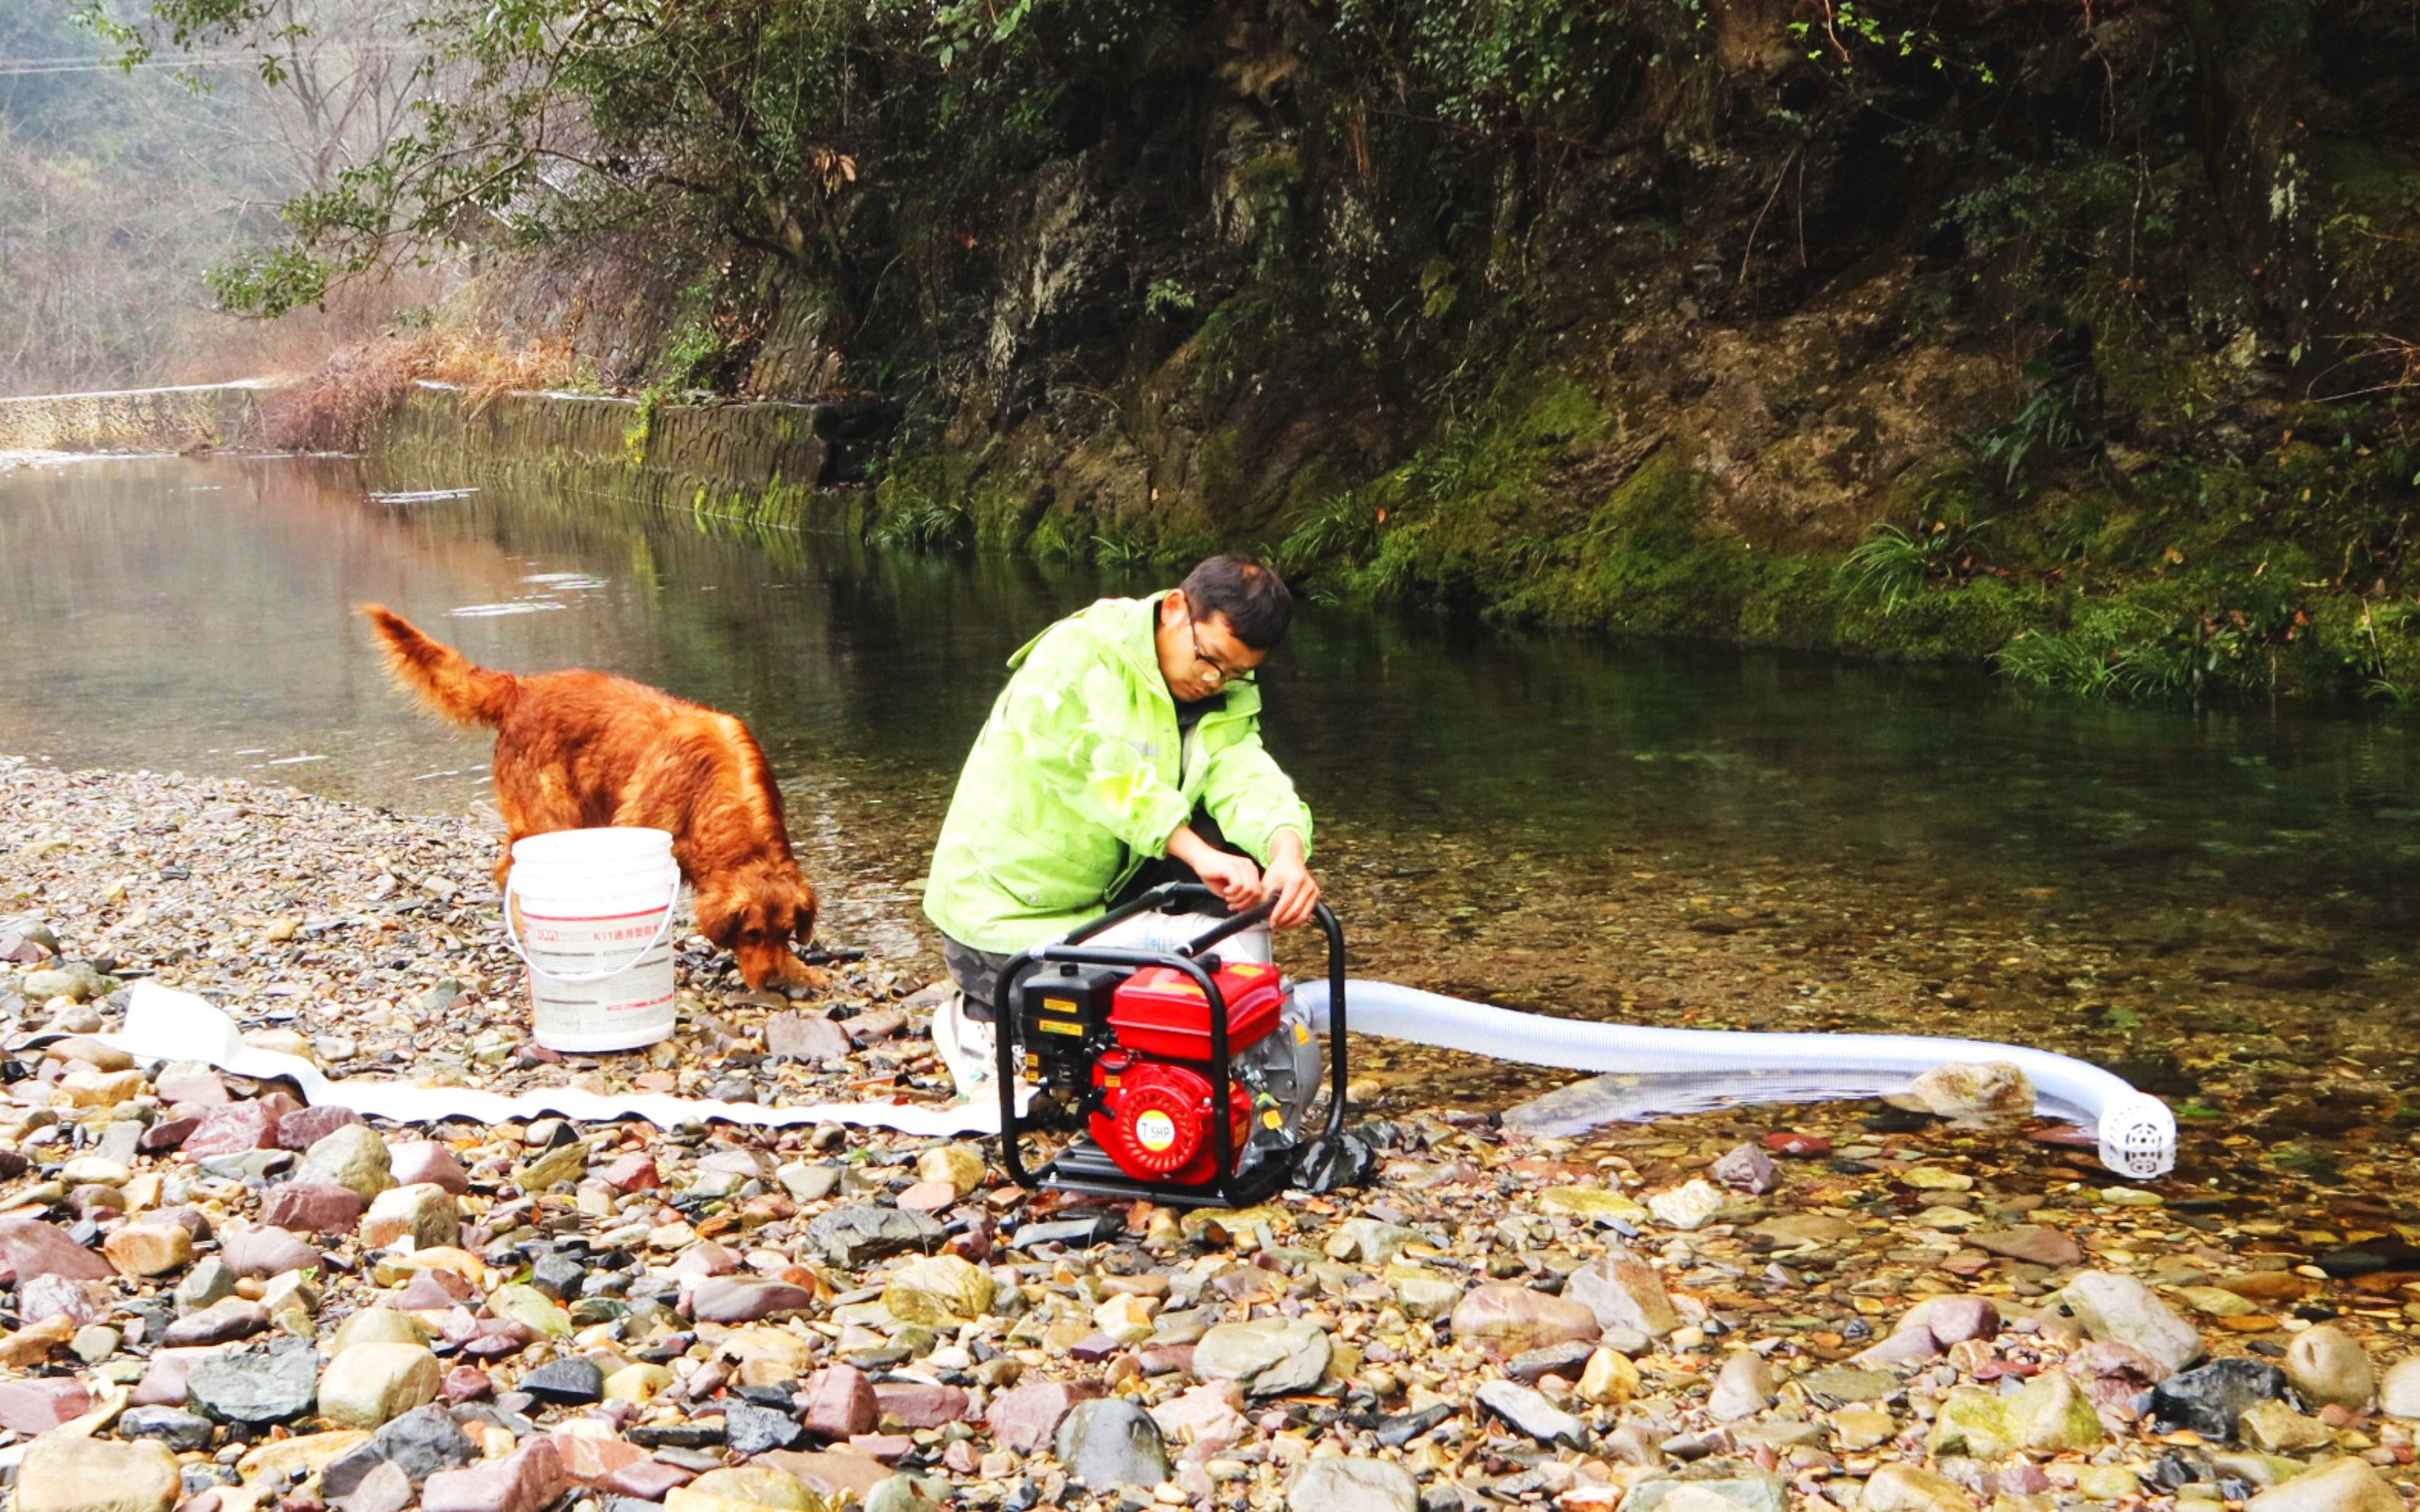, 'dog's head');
695,862,820,990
